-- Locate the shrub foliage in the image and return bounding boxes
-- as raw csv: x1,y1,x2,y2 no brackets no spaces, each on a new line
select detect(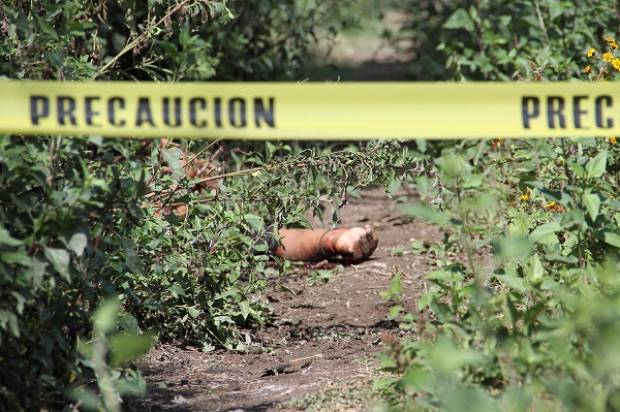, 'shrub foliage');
377,1,620,410
0,0,422,410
